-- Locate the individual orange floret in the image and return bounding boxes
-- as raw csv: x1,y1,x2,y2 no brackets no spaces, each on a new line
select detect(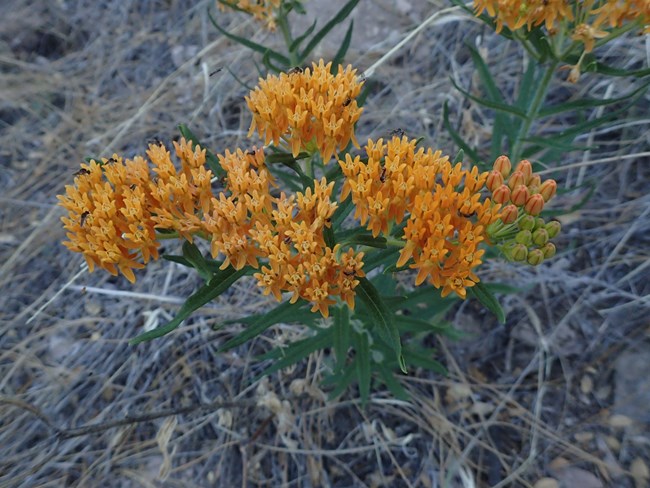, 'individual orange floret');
396,161,501,299
246,59,364,163
217,0,282,31
339,136,449,237
58,155,160,283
